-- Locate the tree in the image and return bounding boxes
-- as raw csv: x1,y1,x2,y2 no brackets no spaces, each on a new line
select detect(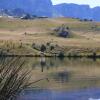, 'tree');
40,44,46,52
50,45,54,51
46,42,50,46
32,43,36,49
58,51,65,57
